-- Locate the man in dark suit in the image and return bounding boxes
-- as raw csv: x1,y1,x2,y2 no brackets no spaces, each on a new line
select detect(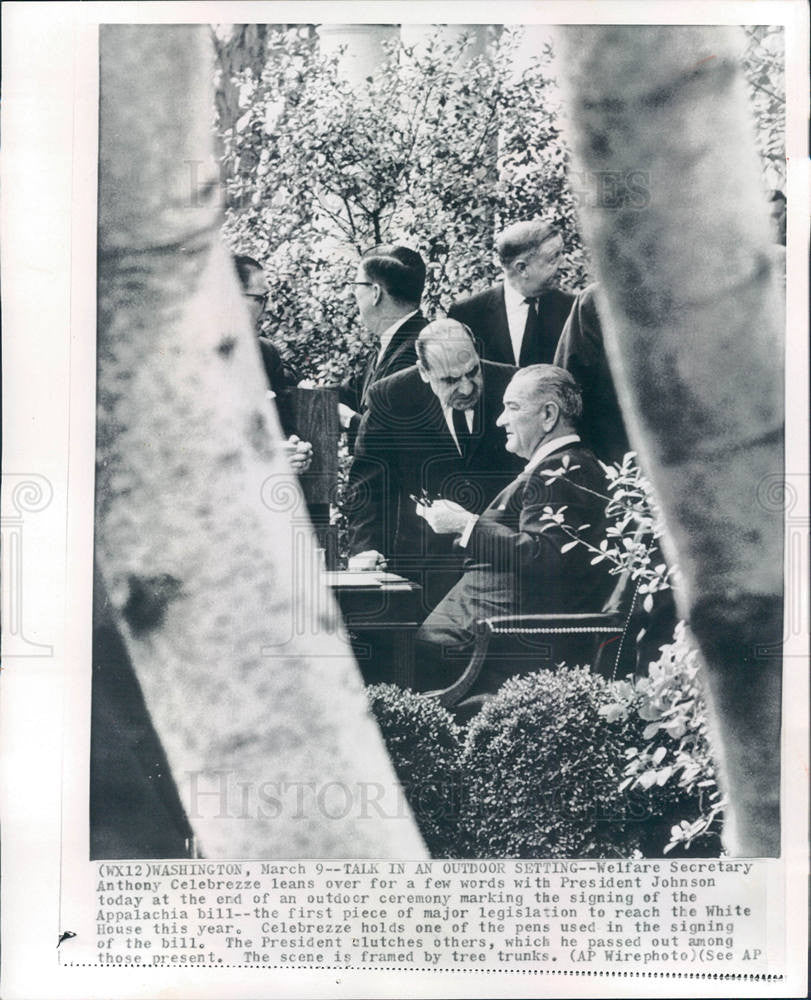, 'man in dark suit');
416,364,612,689
346,319,522,613
233,254,311,470
339,244,428,447
553,282,630,466
448,220,574,367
